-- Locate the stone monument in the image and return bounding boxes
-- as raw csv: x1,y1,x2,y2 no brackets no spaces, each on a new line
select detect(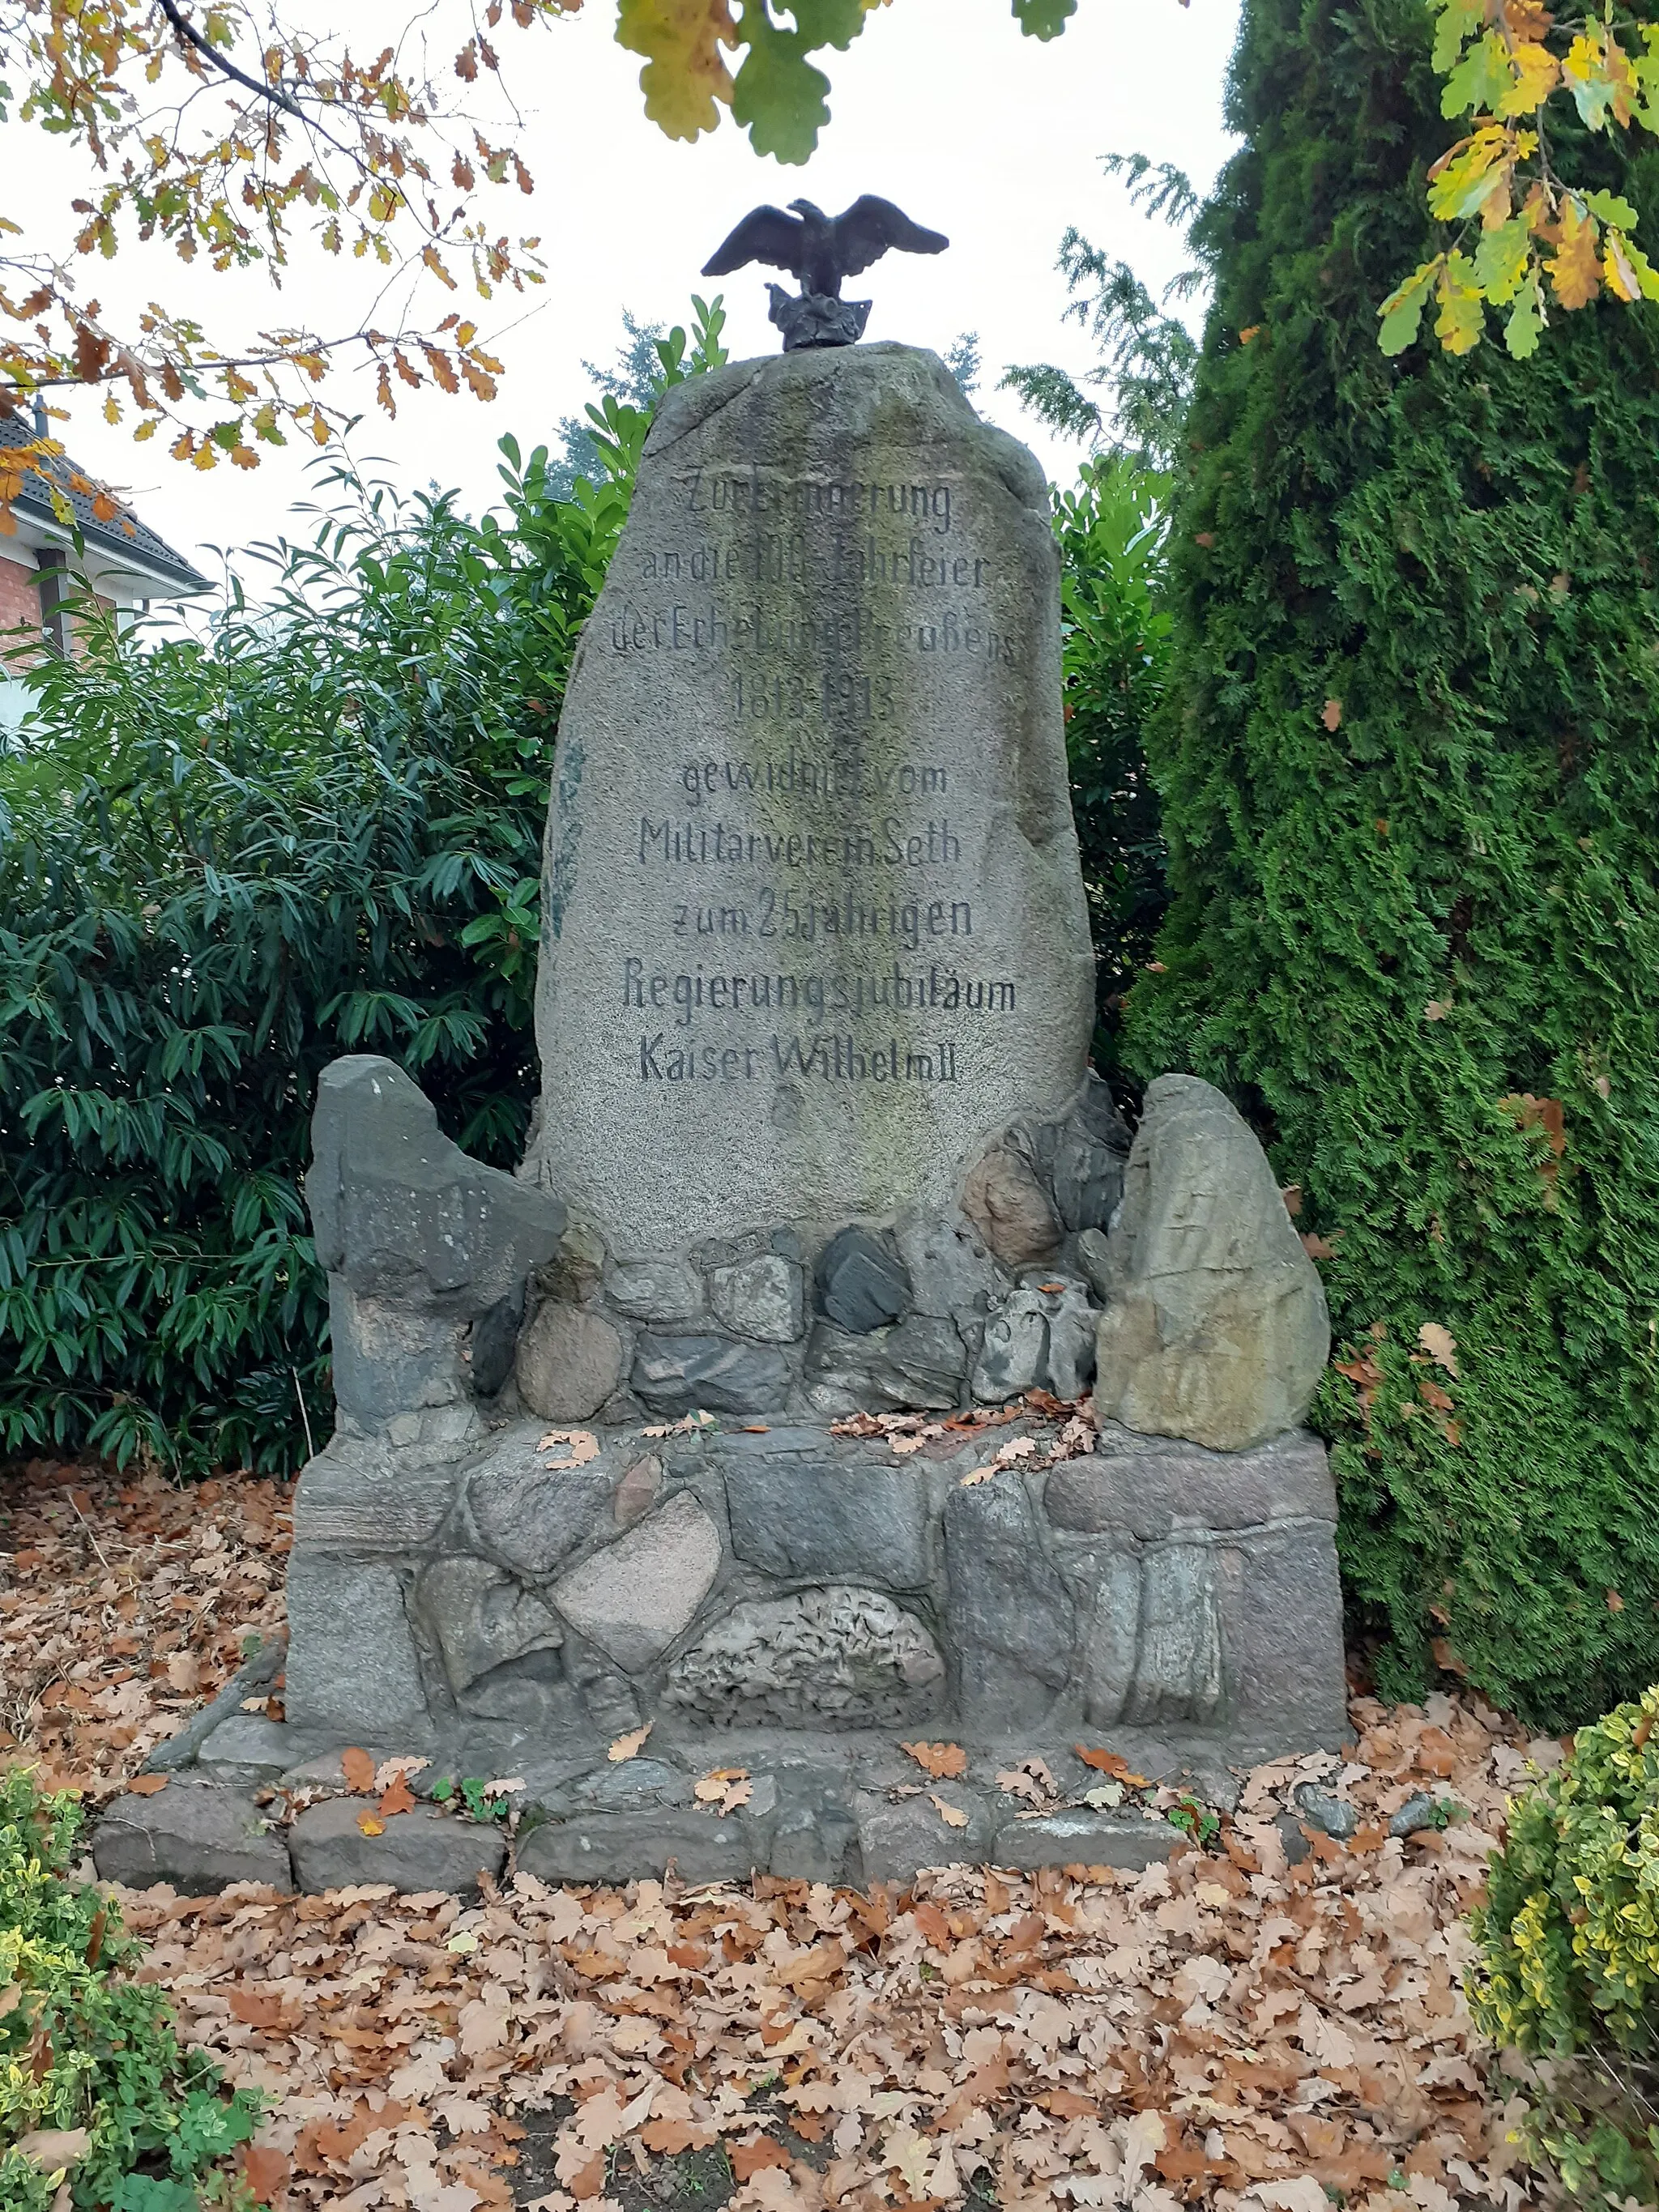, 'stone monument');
96,342,1348,1896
